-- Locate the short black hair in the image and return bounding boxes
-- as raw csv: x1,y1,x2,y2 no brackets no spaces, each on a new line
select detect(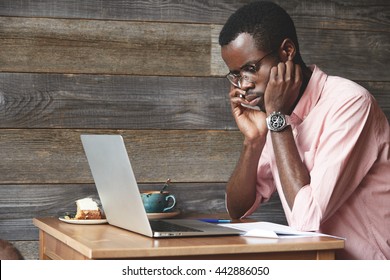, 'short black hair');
219,1,300,55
